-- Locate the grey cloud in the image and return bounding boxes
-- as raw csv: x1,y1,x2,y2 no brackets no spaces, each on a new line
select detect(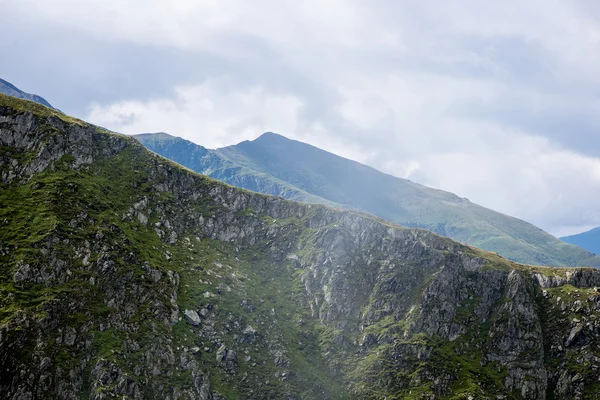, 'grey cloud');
0,18,341,125
454,99,600,157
